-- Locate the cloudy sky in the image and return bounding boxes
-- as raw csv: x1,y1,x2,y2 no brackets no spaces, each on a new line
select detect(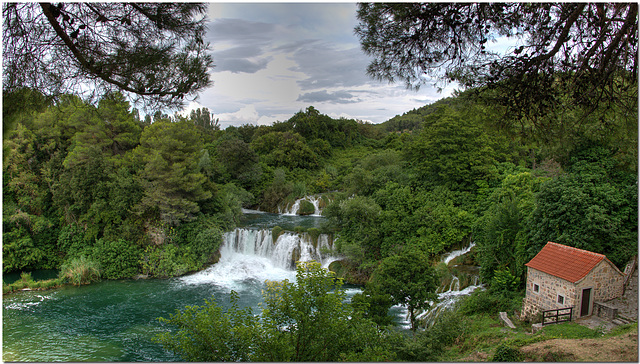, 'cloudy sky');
181,3,458,129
